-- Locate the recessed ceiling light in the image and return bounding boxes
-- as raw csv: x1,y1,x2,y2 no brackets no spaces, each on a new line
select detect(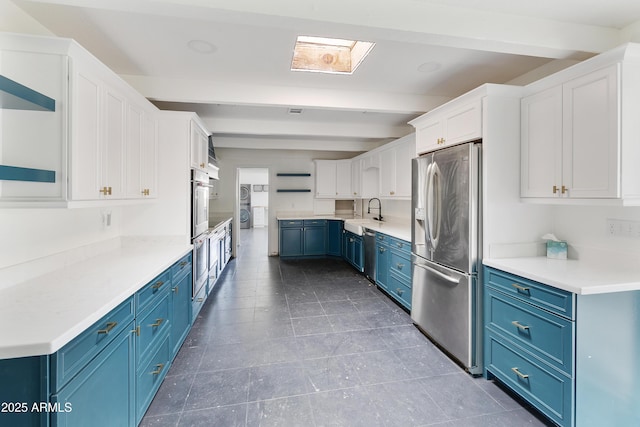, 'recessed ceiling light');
417,62,442,73
291,35,375,75
187,39,217,54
